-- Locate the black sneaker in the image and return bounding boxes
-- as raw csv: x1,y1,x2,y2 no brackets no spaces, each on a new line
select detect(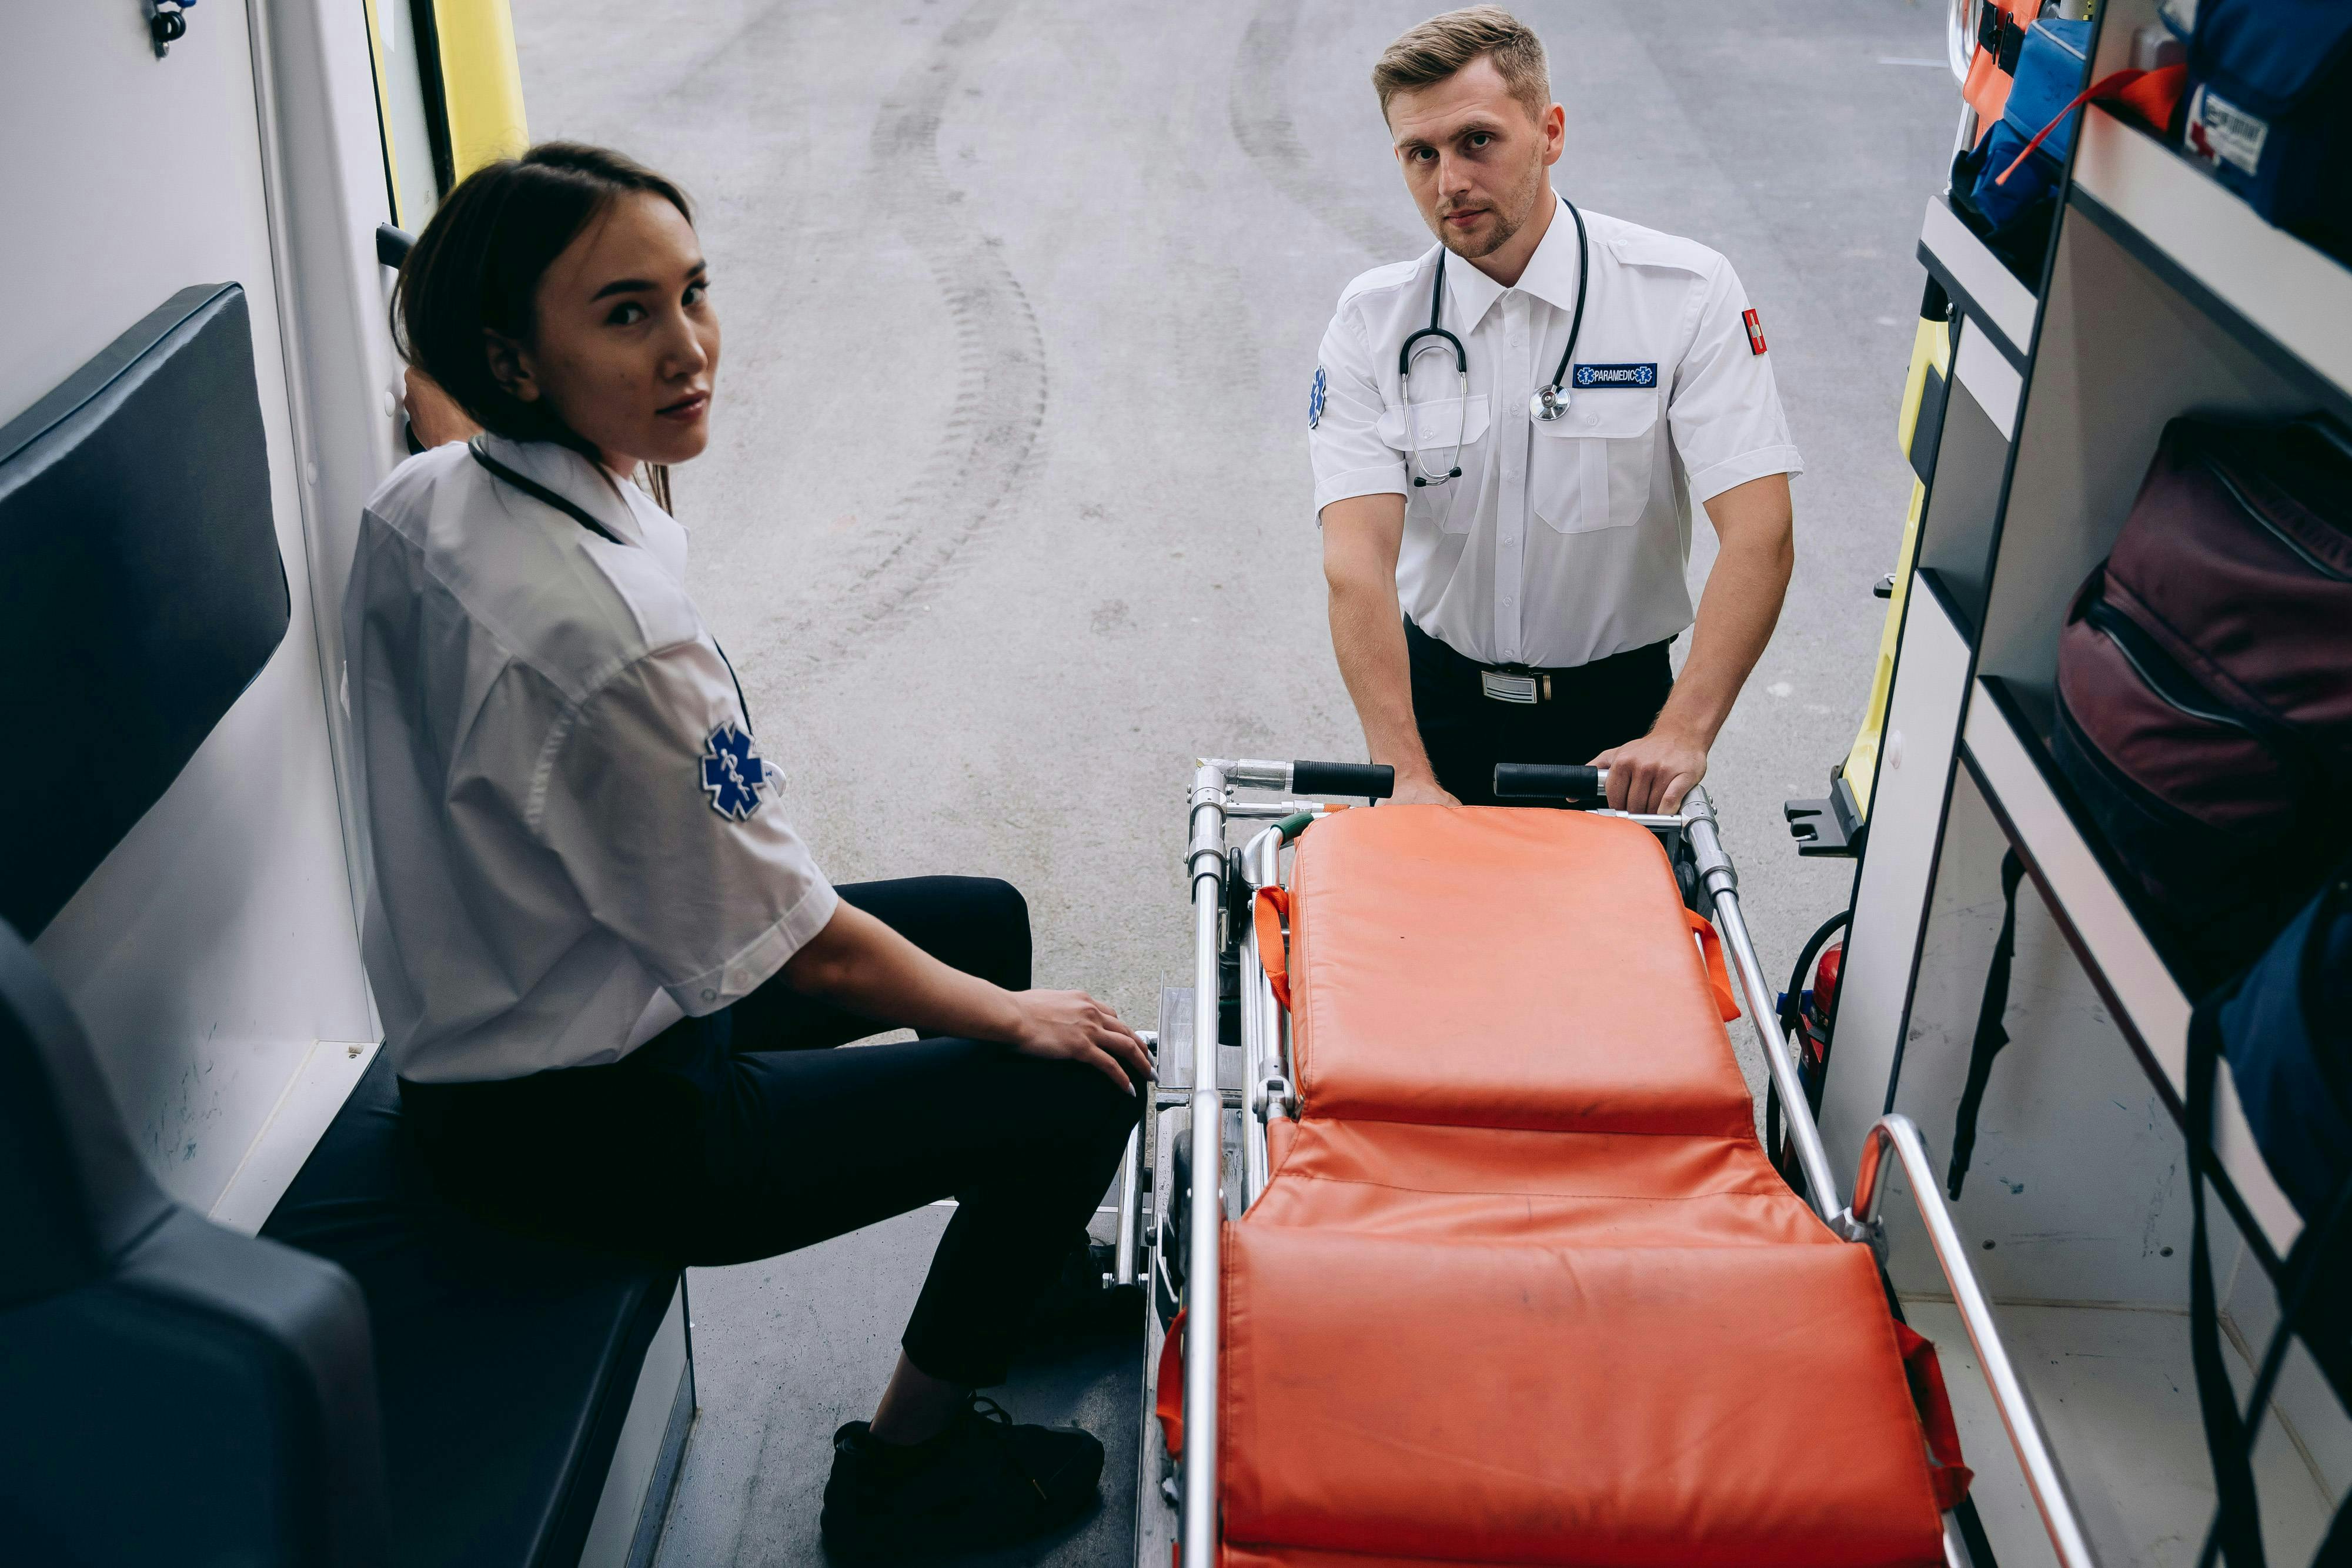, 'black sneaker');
819,1396,1105,1562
